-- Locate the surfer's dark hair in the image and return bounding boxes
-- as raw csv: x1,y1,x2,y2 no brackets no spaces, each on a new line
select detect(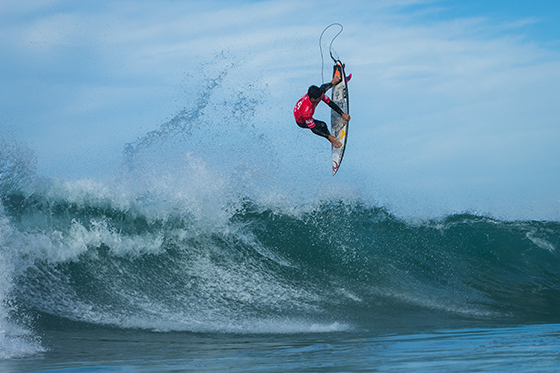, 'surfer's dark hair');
307,85,322,99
